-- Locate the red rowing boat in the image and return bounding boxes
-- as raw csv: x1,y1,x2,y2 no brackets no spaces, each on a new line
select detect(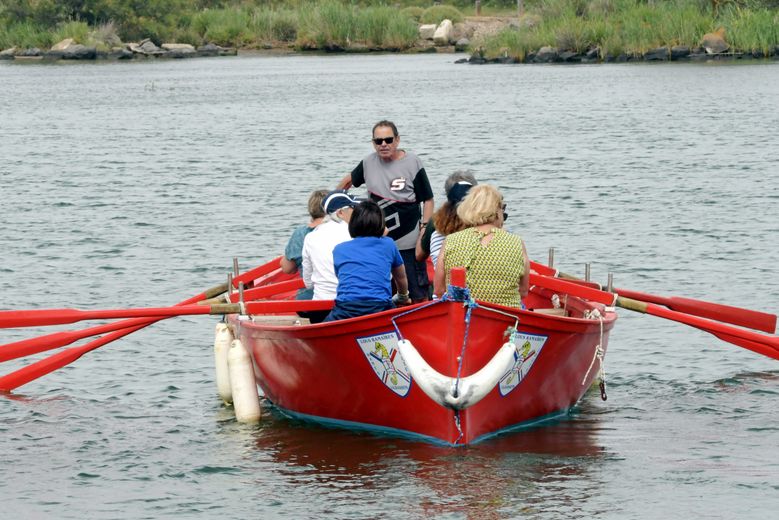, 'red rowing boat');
230,268,617,445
